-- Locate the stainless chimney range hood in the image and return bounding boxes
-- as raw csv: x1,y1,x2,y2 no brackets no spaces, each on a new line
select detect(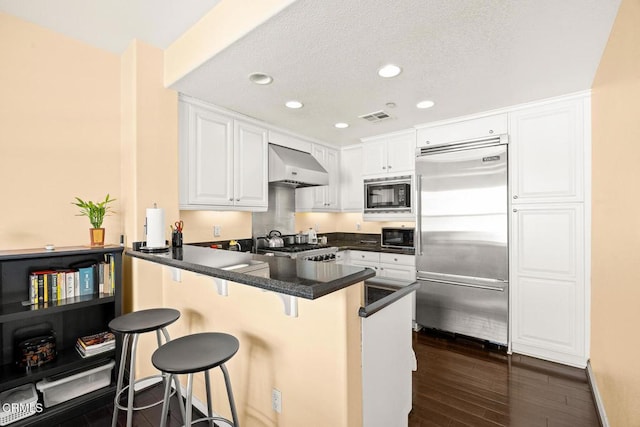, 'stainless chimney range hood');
268,144,329,188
